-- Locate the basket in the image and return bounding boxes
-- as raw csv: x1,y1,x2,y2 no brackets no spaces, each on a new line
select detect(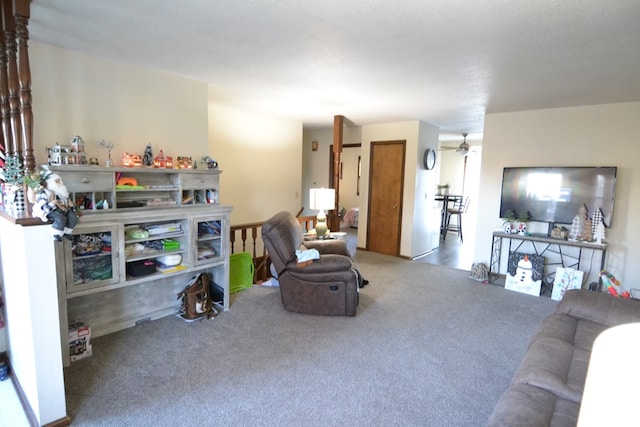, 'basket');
229,252,254,294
